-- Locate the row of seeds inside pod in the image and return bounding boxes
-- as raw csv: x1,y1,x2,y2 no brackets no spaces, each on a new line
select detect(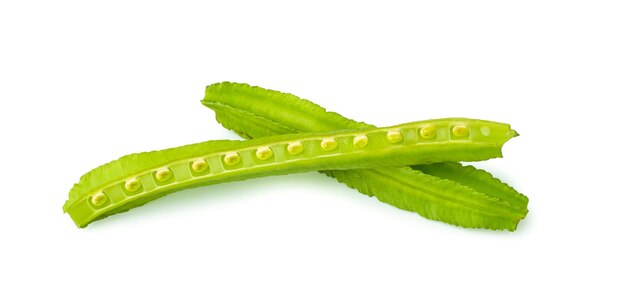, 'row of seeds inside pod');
90,124,470,206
